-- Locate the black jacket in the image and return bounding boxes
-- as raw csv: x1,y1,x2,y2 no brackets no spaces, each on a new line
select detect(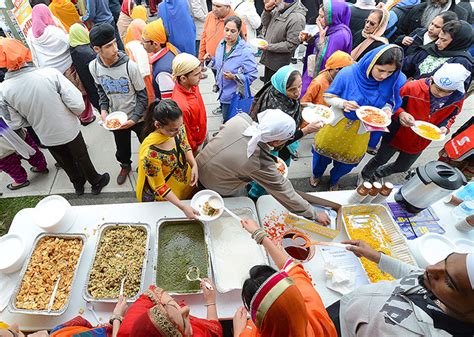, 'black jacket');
394,27,428,56
392,2,468,40
69,45,100,110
